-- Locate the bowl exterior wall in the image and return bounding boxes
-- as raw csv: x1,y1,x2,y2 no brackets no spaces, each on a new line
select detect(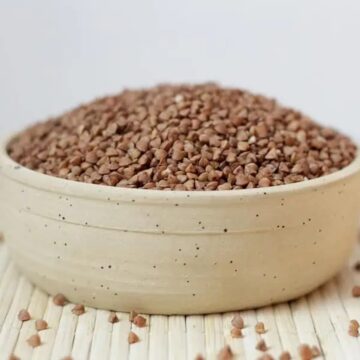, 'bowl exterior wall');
0,161,359,314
